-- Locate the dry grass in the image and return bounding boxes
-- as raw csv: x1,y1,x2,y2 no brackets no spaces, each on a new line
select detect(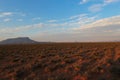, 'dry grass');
0,42,120,80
